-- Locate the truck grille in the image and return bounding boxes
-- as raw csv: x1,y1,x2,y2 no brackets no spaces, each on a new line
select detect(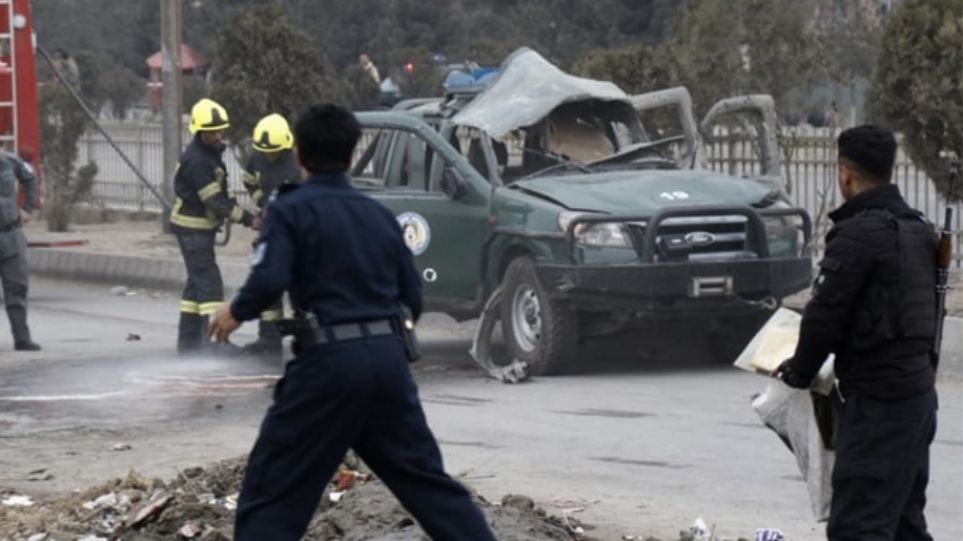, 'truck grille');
627,215,754,261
